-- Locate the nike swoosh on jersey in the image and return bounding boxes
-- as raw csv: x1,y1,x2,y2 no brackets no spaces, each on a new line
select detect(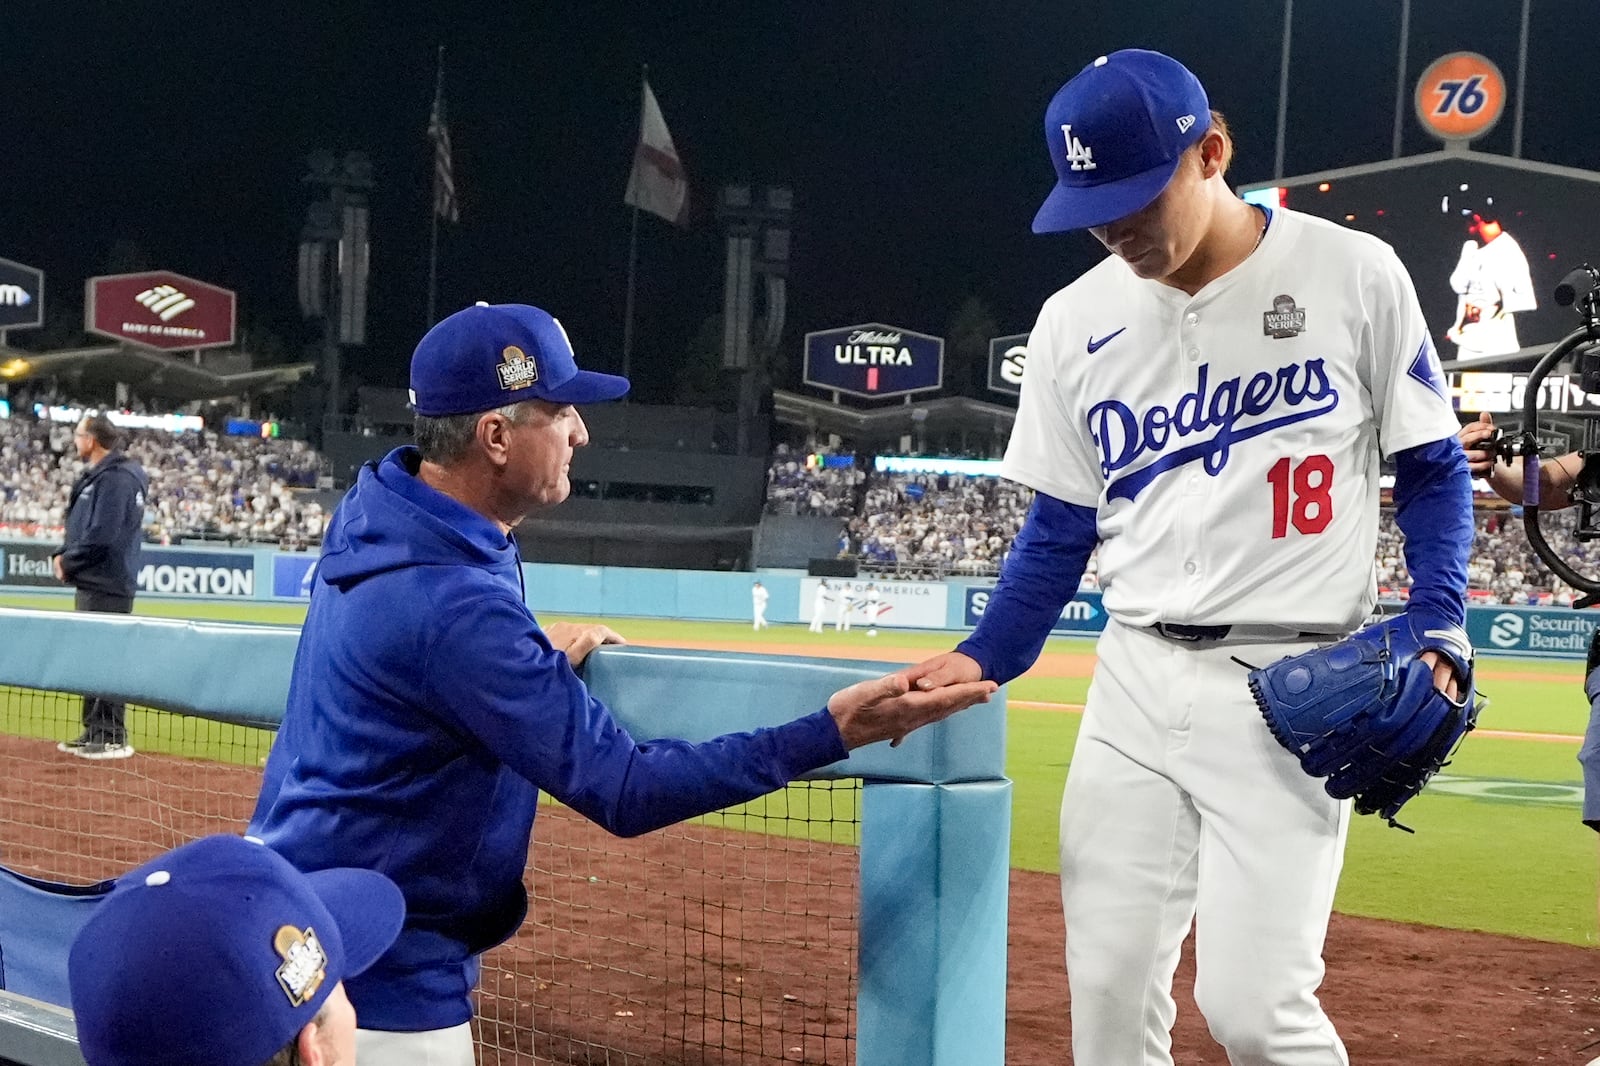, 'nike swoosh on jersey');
1086,328,1126,354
